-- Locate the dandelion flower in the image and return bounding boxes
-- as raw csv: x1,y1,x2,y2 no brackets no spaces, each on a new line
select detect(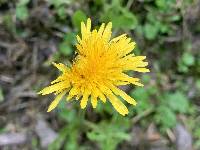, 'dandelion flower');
38,18,149,116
